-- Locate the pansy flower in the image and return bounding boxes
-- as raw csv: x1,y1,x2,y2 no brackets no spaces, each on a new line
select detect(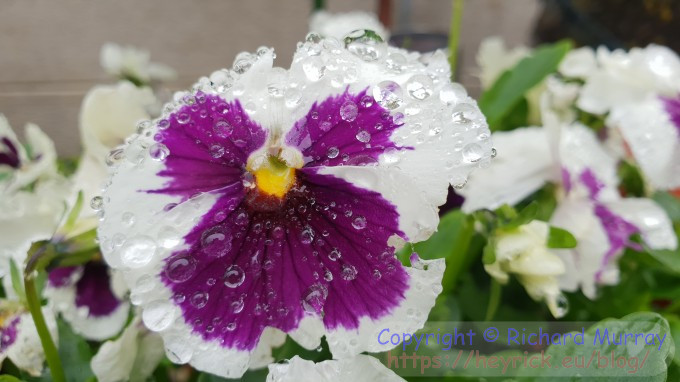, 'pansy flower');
0,301,58,376
100,43,176,85
43,262,129,341
97,32,492,377
460,100,677,298
561,45,680,191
